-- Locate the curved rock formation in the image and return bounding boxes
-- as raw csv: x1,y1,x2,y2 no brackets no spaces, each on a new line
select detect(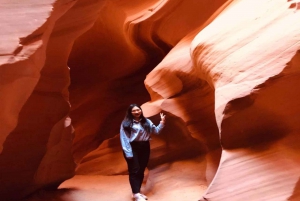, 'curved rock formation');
1,0,300,201
0,0,105,200
69,2,227,201
190,1,300,200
